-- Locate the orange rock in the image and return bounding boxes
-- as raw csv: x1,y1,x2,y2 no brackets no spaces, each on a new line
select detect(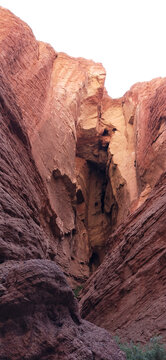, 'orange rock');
0,7,126,359
0,5,166,349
